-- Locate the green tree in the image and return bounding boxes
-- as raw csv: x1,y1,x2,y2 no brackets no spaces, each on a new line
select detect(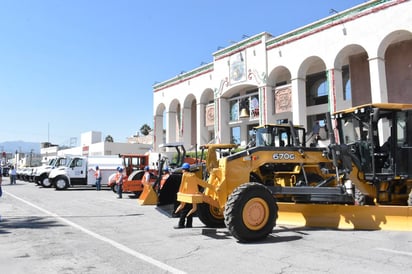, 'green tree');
105,135,114,142
140,124,152,136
